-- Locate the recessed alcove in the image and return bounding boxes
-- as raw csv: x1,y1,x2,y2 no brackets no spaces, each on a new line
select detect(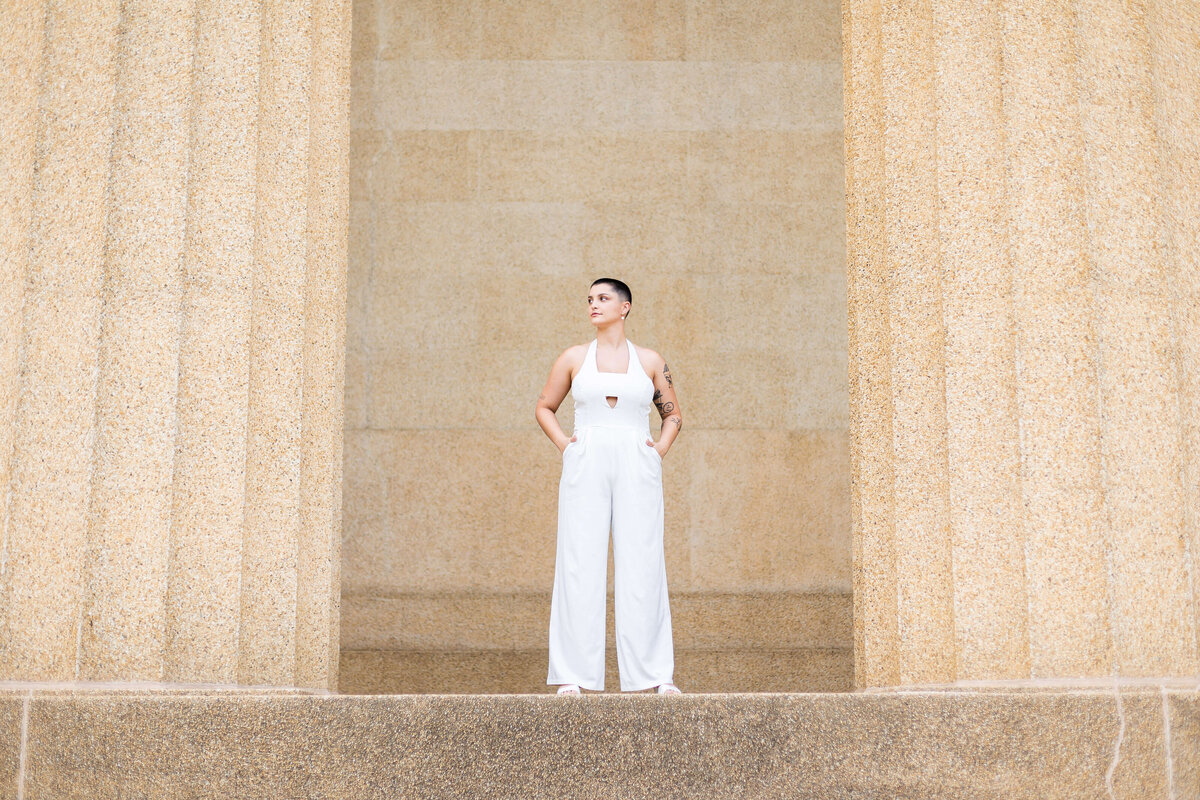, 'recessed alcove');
340,0,850,693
